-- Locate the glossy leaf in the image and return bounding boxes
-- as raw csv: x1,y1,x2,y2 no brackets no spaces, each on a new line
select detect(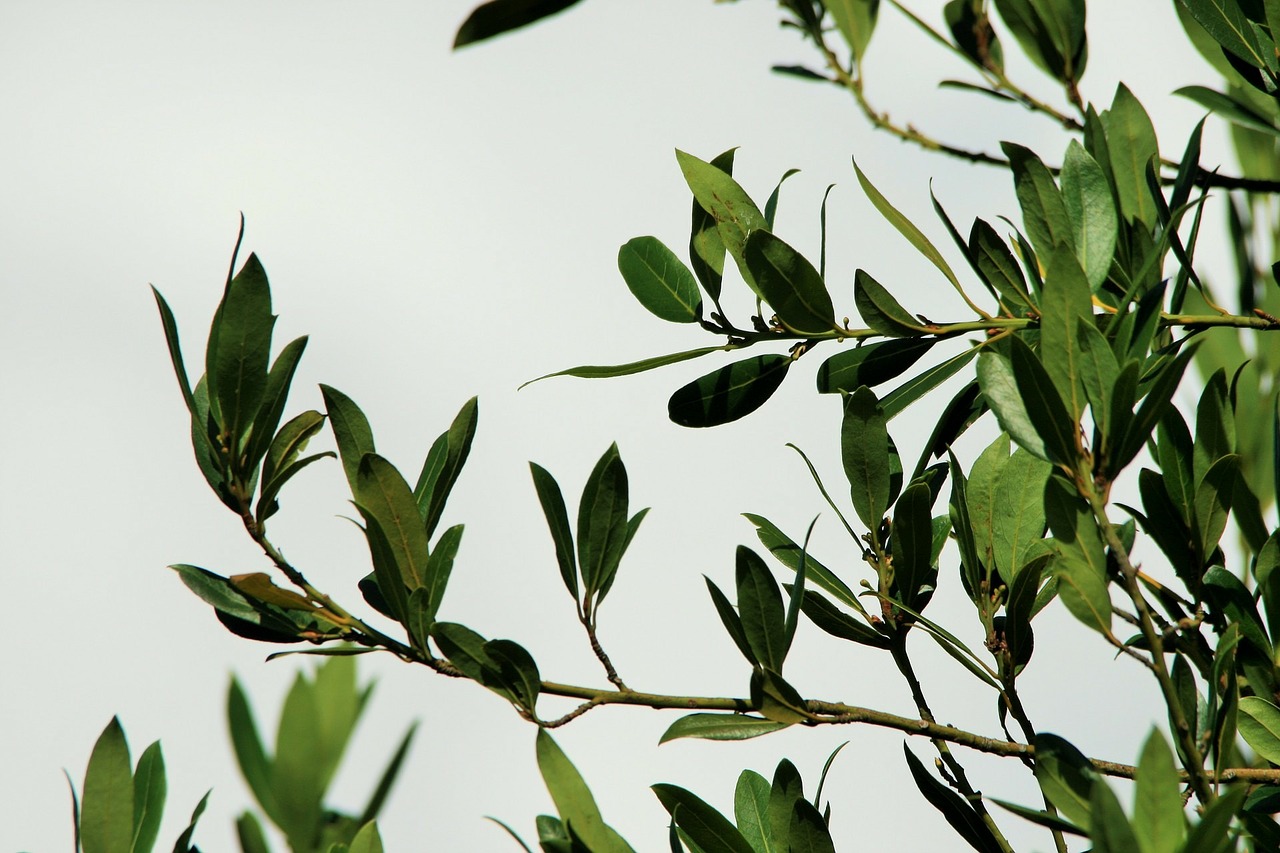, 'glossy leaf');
152,287,197,415
891,482,933,605
530,462,578,599
1178,0,1271,69
320,385,376,494
768,760,804,850
815,338,936,394
355,454,429,590
485,638,541,712
970,220,1033,312
453,0,583,48
537,731,634,853
244,335,309,477
744,230,836,334
788,799,836,853
618,236,701,323
1176,85,1280,137
903,745,1003,853
206,254,275,453
977,349,1048,460
526,346,729,386
577,444,629,598
659,714,790,744
854,270,925,336
796,588,889,648
414,396,478,539
763,168,801,229
745,513,861,610
1060,140,1117,292
1077,318,1120,443
1109,347,1196,477
842,387,890,531
1003,142,1072,263
881,346,979,419
990,448,1051,585
736,546,786,671
652,785,755,853
668,355,791,428
992,0,1087,82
